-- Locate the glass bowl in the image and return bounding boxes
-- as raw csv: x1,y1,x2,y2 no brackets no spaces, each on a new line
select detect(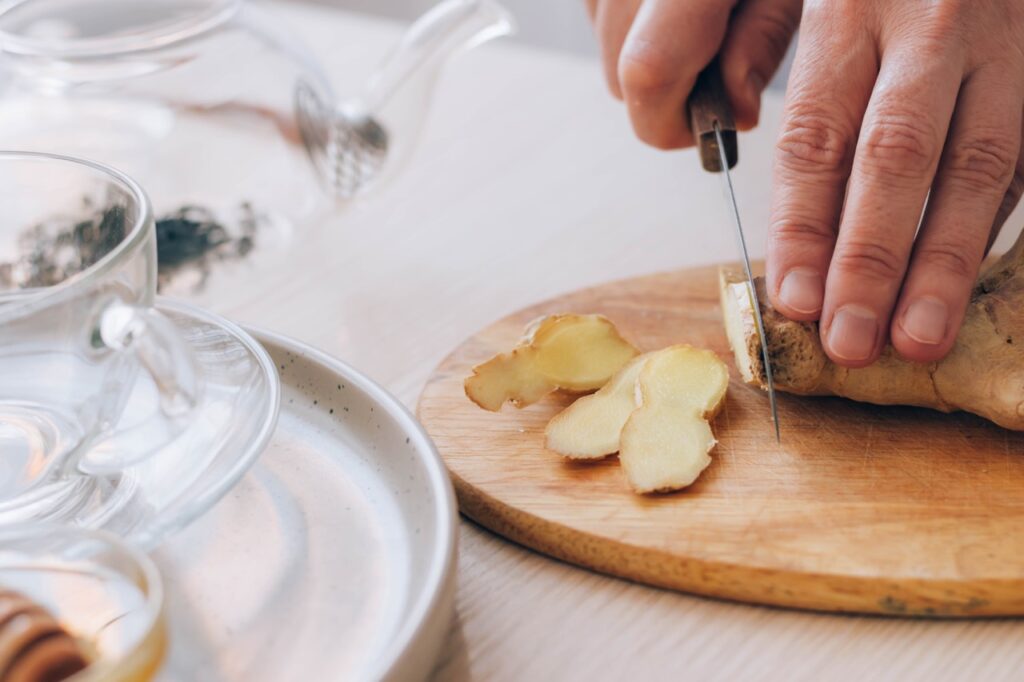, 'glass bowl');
0,0,513,242
0,524,165,682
